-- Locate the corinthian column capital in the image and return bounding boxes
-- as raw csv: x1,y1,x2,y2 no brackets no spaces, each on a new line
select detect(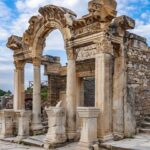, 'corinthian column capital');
66,48,76,60
32,58,41,66
14,61,25,70
95,34,114,56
